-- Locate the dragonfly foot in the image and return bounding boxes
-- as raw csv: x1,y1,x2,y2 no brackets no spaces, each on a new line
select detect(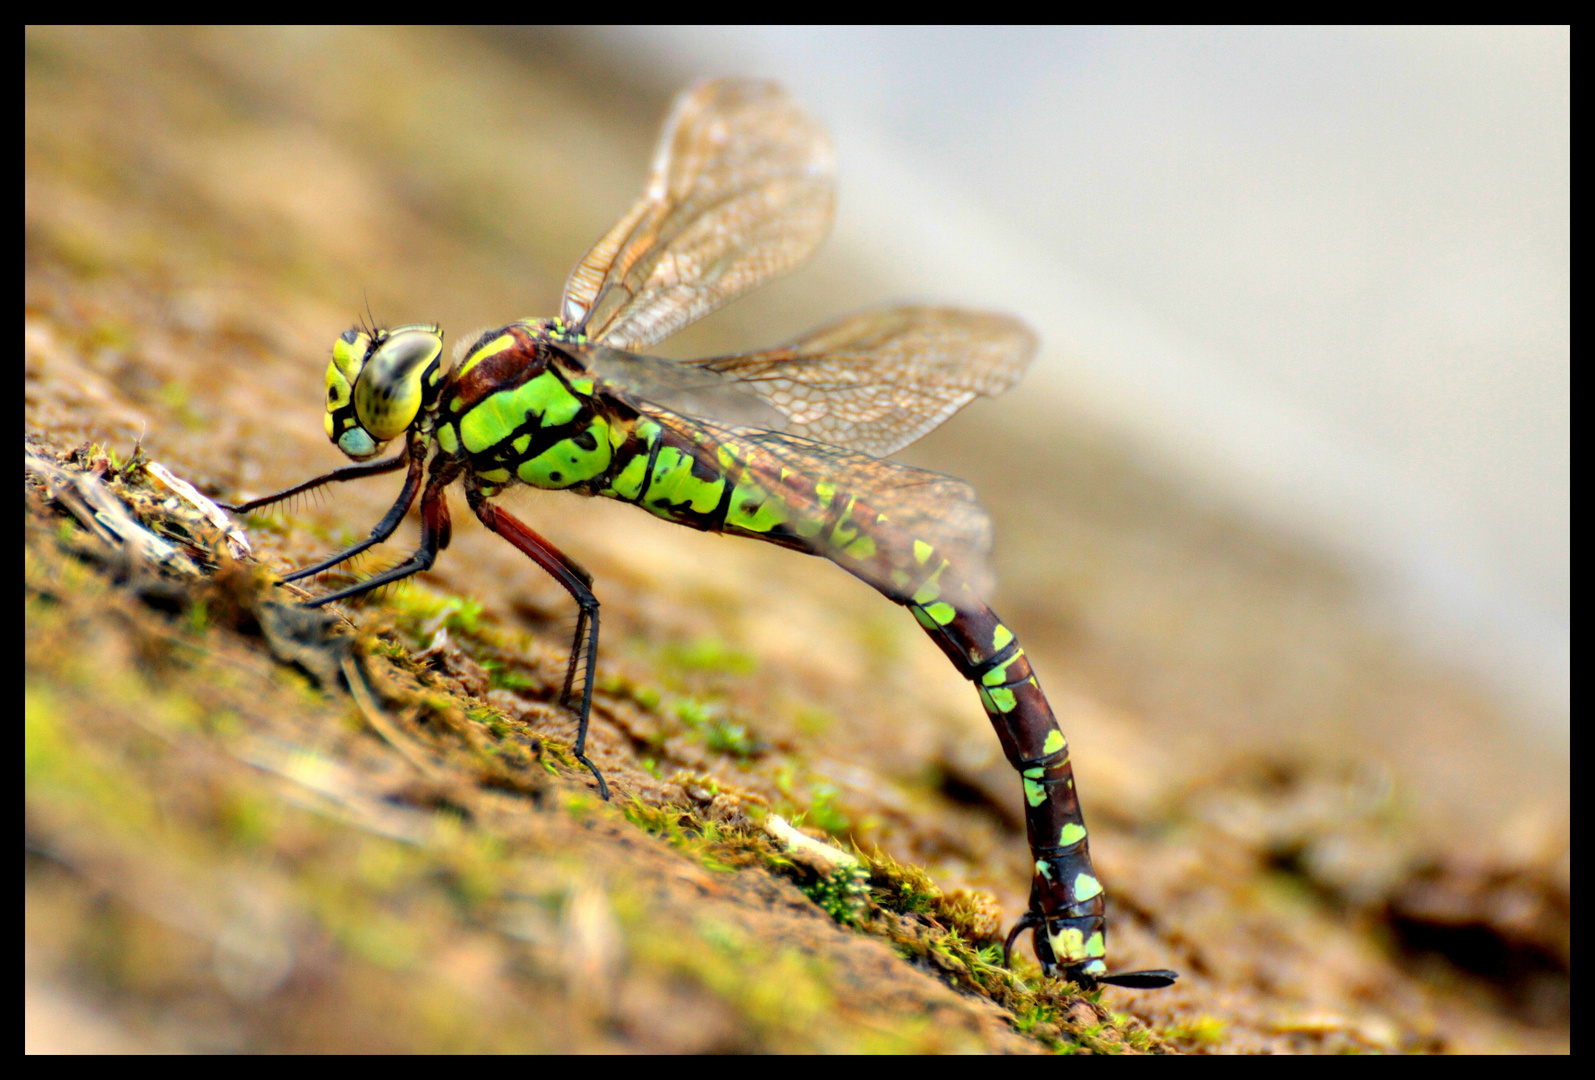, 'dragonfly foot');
1003,912,1177,989
575,751,610,801
1002,911,1043,969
